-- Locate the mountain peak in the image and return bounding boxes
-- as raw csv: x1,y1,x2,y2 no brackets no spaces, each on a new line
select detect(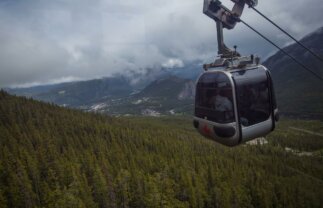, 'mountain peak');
304,26,323,38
